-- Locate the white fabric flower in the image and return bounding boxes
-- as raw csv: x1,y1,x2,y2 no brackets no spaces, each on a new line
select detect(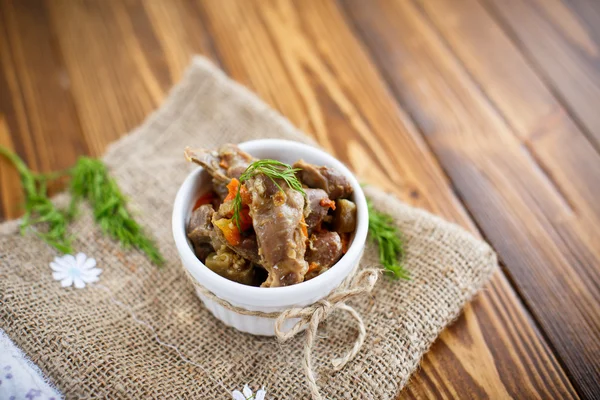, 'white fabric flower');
232,384,266,400
50,253,101,289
